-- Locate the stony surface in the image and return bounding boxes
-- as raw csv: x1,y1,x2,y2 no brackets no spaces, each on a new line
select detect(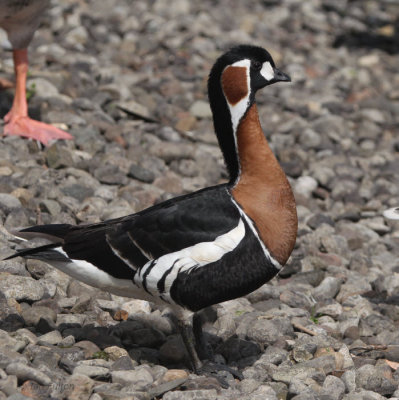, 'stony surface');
0,0,398,399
